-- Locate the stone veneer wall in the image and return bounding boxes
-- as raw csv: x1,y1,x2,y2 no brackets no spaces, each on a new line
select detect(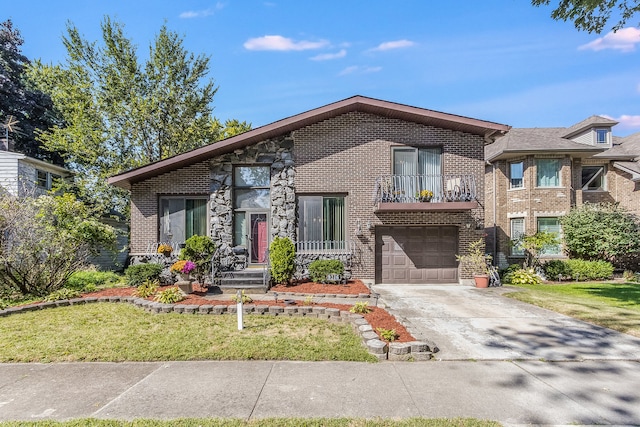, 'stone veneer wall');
208,137,296,267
